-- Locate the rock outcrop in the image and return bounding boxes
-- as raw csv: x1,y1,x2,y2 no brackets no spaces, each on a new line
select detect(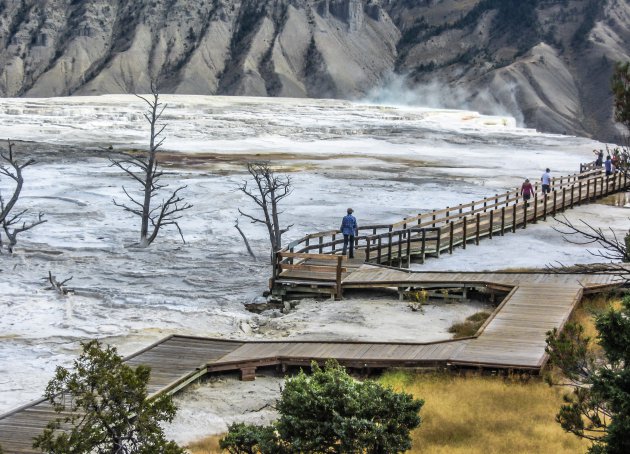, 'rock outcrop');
0,0,629,140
